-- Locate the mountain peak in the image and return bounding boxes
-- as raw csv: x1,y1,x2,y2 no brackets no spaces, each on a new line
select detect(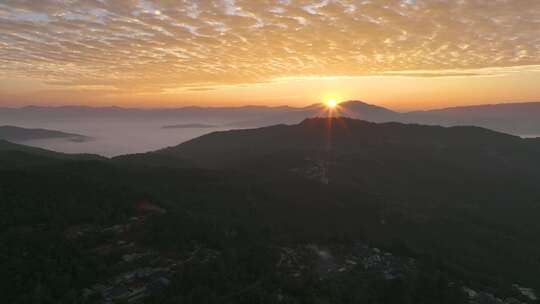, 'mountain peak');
339,100,396,112
339,100,374,106
157,117,522,169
